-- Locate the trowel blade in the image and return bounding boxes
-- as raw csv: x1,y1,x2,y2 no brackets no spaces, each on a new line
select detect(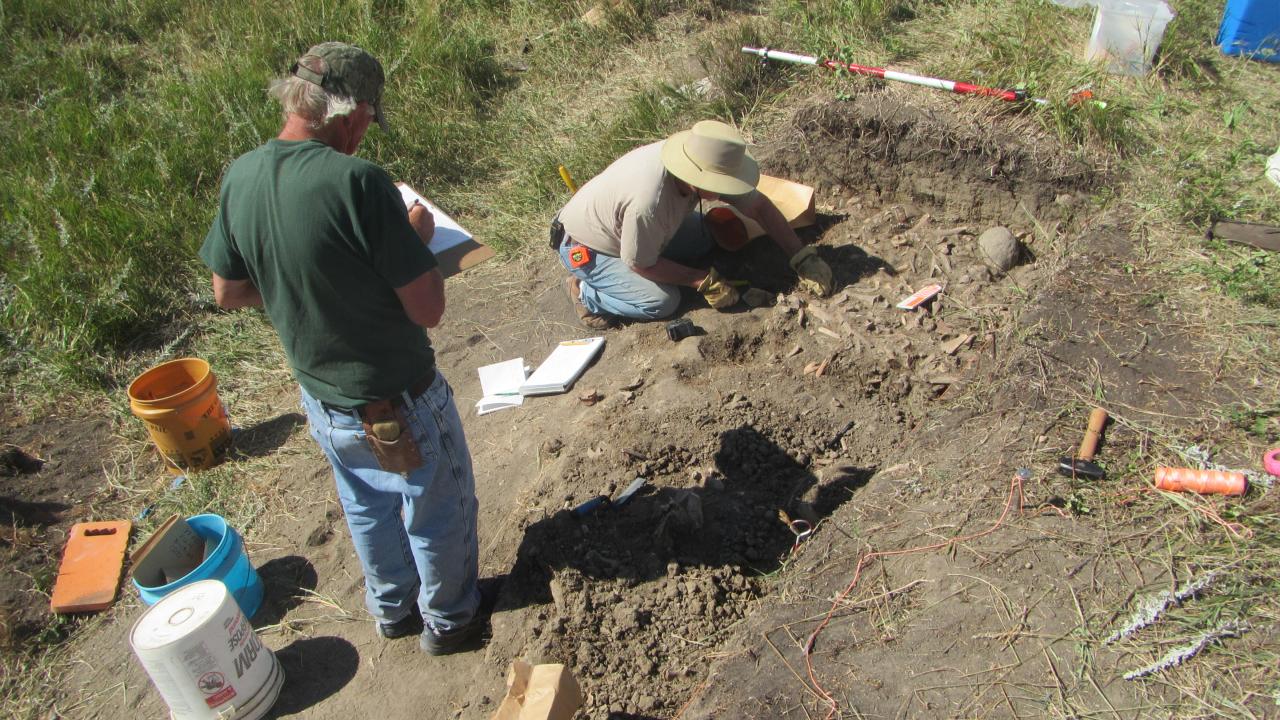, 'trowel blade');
613,477,648,507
